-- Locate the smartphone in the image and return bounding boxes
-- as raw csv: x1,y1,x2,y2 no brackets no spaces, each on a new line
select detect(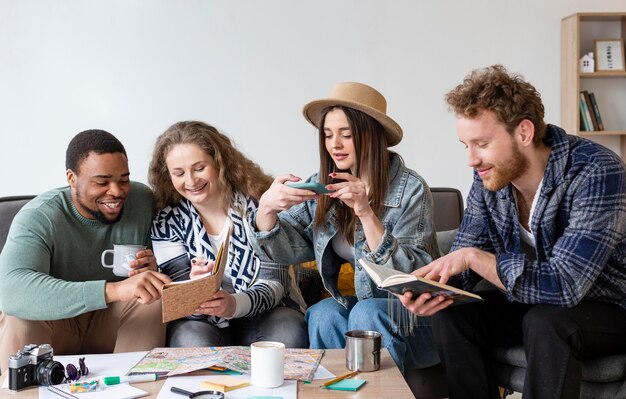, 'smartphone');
286,181,334,194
